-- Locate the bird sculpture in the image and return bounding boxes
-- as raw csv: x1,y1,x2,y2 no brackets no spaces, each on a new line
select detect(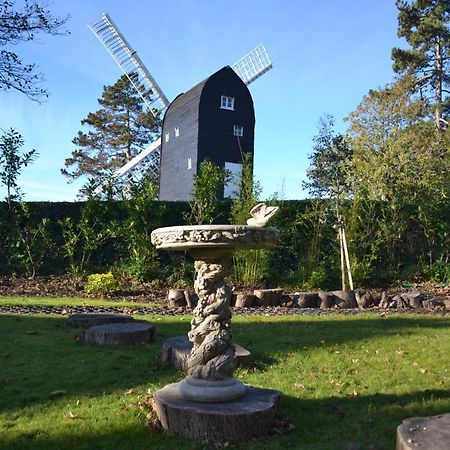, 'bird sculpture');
247,203,279,227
